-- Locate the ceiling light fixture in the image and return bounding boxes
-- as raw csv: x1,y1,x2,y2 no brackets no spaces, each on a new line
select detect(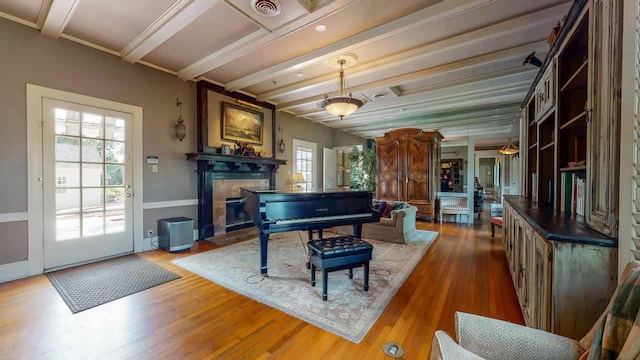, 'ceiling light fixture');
498,138,519,155
315,24,327,32
317,54,366,120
